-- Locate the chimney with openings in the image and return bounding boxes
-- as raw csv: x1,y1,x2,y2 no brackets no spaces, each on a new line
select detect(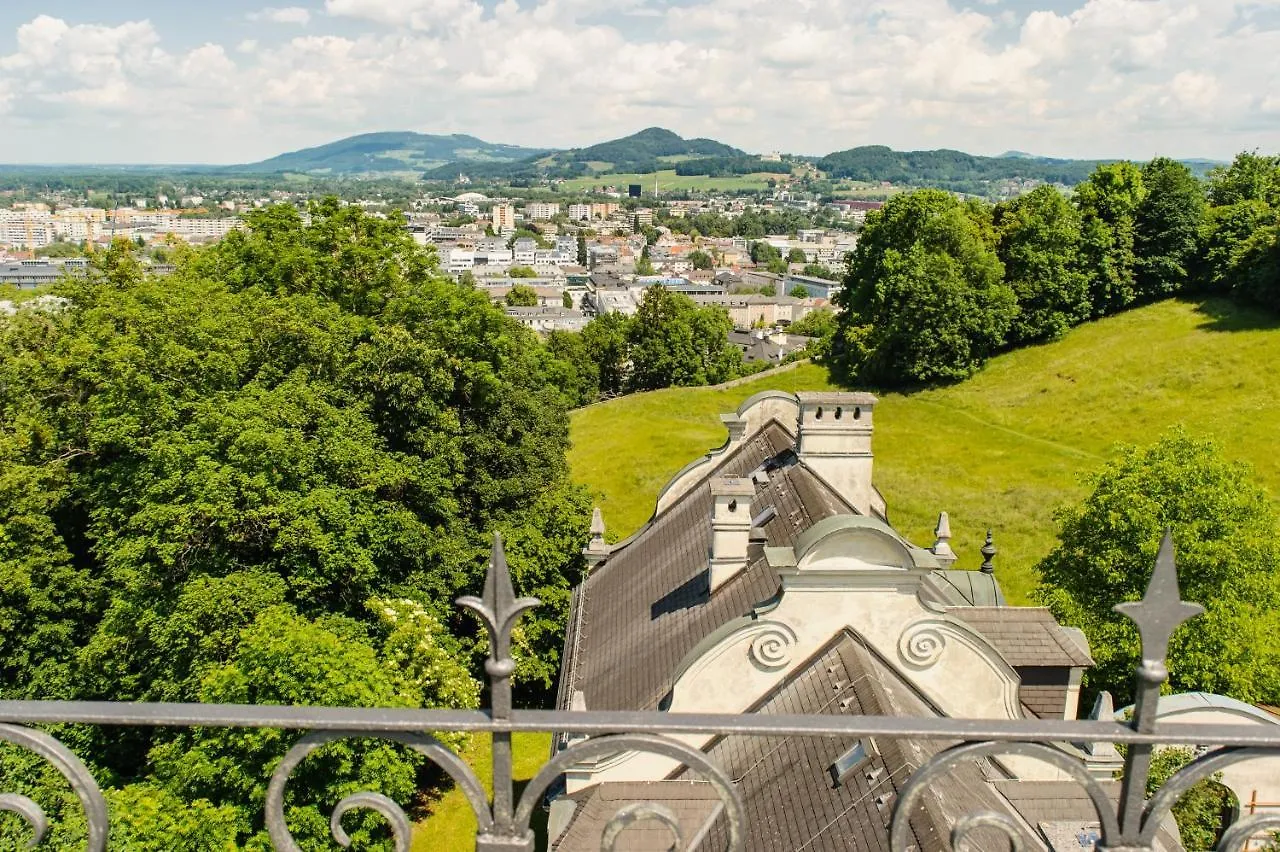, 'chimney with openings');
708,476,756,592
794,392,878,516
